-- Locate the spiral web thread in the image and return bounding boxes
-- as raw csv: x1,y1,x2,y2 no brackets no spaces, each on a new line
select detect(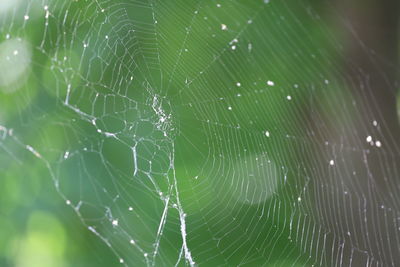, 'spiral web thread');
1,0,400,266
